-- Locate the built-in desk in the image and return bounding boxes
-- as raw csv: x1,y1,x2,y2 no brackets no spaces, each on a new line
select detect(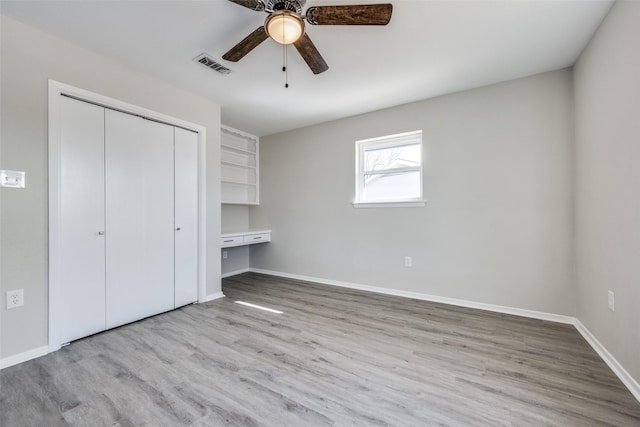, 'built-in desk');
220,230,271,248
